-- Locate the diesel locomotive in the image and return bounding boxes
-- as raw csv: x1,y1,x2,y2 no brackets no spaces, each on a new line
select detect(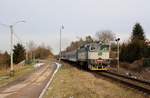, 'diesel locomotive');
61,42,110,70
